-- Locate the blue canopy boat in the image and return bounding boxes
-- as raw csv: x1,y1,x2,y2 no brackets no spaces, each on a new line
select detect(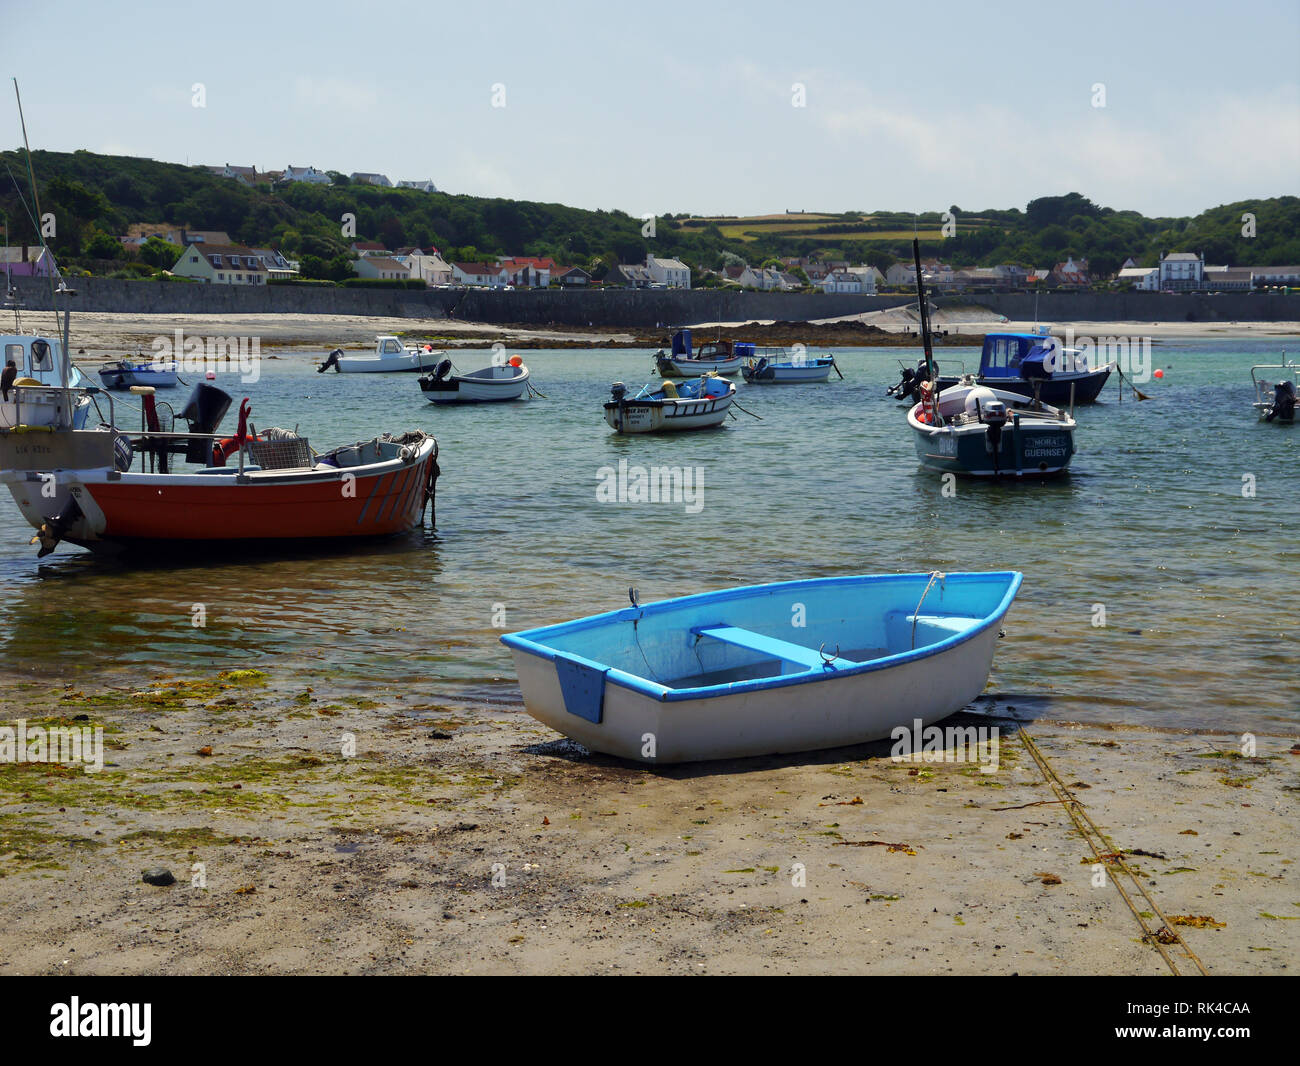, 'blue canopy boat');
501,571,1022,763
934,330,1113,405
